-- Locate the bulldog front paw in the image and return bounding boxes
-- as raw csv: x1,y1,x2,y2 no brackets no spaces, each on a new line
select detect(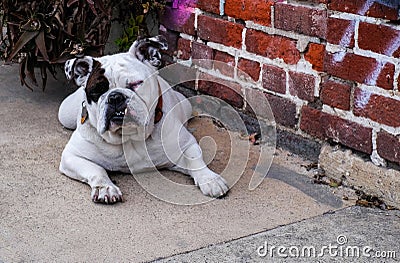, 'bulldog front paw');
91,184,123,204
195,172,229,198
